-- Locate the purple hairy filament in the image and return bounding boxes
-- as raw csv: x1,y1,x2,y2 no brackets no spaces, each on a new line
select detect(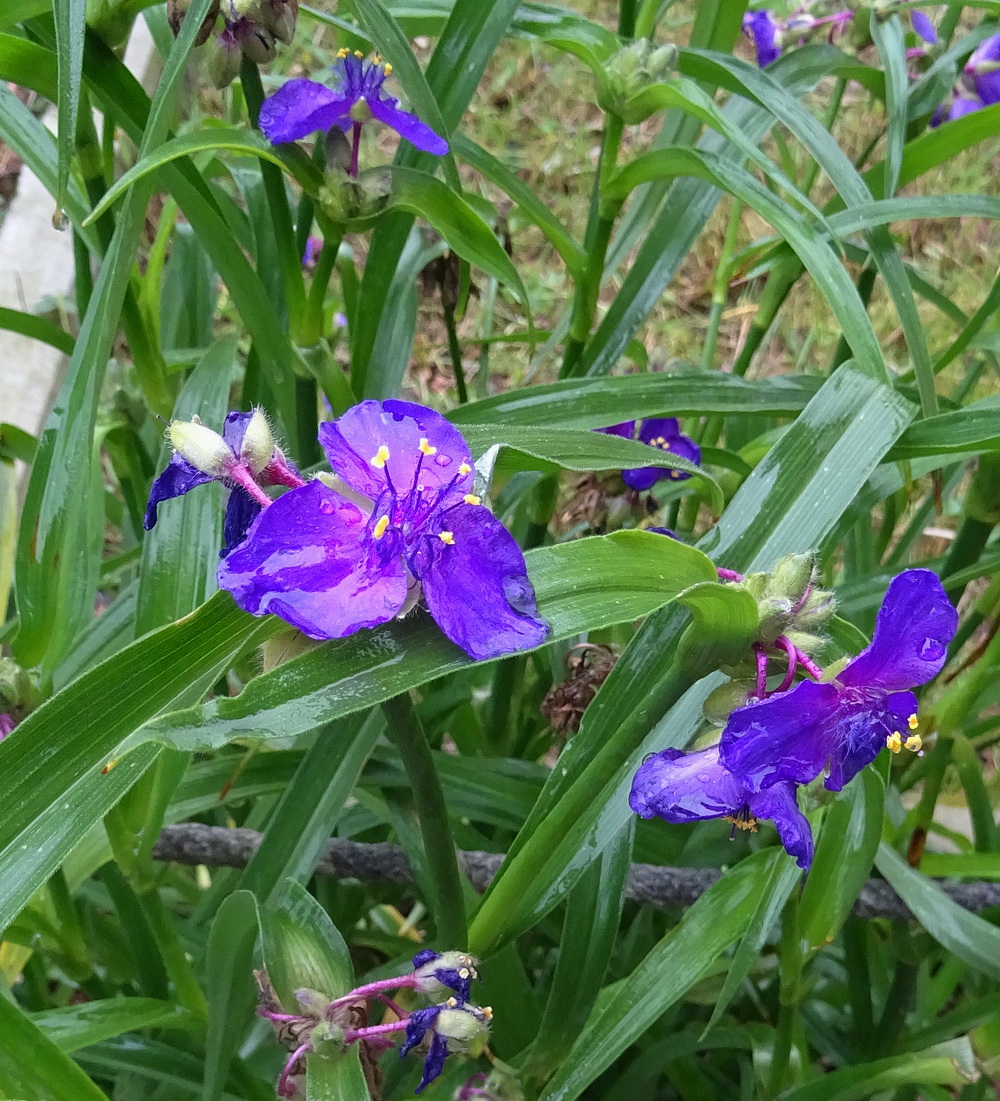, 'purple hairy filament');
724,804,759,839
